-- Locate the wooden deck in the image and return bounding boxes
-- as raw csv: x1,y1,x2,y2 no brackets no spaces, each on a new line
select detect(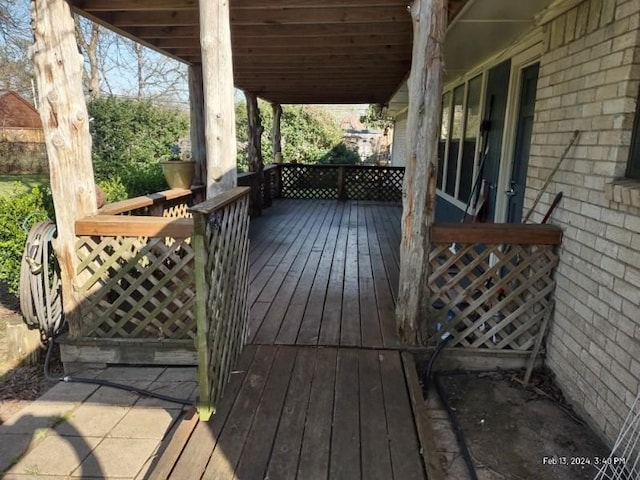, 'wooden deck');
248,200,402,349
150,200,430,480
